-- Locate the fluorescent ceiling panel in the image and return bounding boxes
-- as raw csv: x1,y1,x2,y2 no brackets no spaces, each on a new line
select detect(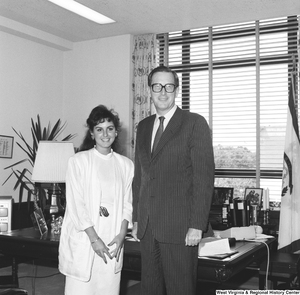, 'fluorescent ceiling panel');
48,0,115,24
